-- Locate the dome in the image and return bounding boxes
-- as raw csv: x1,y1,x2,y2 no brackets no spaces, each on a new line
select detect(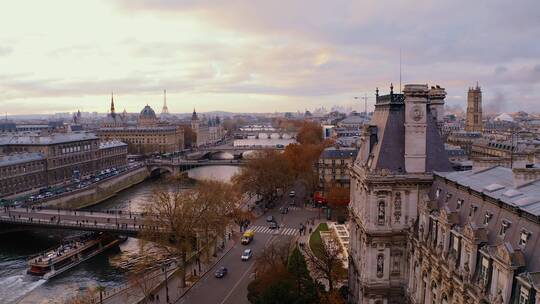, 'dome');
140,105,157,120
494,113,513,122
